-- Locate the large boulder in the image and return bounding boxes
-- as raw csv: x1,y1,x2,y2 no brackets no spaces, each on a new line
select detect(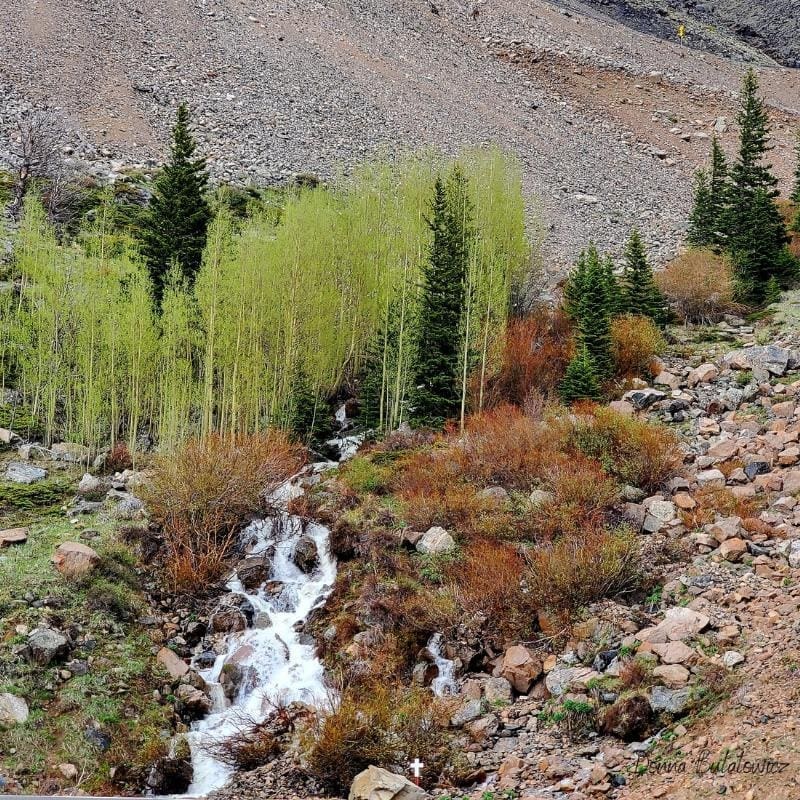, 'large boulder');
0,693,29,726
724,345,796,380
499,645,543,694
294,535,320,573
236,557,271,590
28,627,69,665
649,685,691,714
349,766,428,800
157,647,189,680
638,607,710,643
52,541,100,578
5,461,46,484
146,755,193,794
174,683,212,721
0,527,28,547
416,526,455,555
51,442,91,463
622,388,665,410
